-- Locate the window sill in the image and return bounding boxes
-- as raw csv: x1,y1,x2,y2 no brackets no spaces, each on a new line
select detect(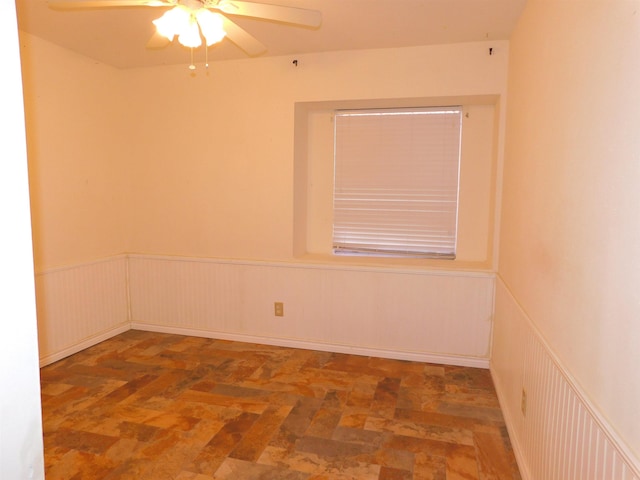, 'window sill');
293,253,494,275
